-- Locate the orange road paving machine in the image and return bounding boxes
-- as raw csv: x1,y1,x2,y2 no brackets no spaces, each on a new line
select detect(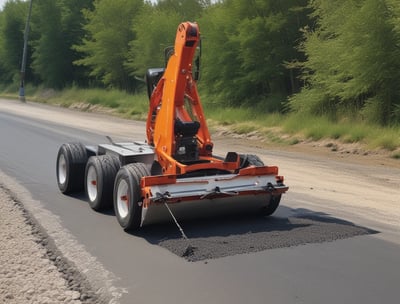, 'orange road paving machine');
56,22,288,231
